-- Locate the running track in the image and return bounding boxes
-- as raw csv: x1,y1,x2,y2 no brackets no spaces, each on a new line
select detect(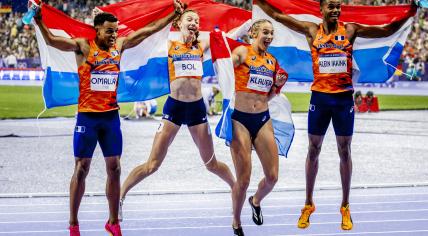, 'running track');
1,186,428,235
